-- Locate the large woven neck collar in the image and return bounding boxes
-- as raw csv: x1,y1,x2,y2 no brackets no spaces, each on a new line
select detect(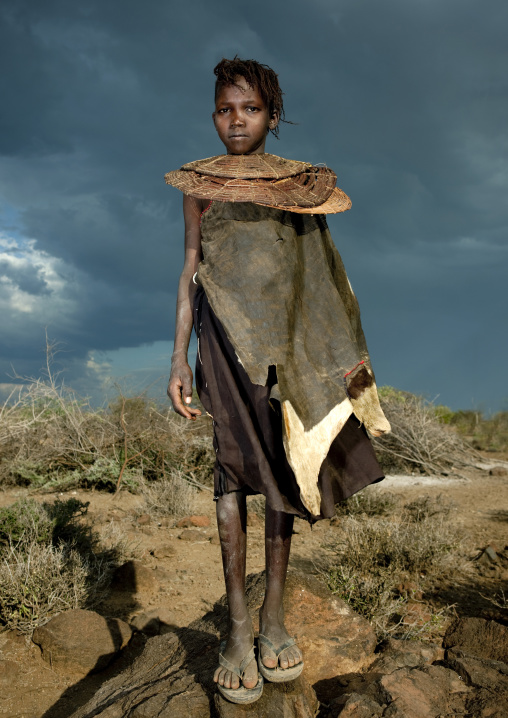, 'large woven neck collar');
165,153,352,214
181,153,313,179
